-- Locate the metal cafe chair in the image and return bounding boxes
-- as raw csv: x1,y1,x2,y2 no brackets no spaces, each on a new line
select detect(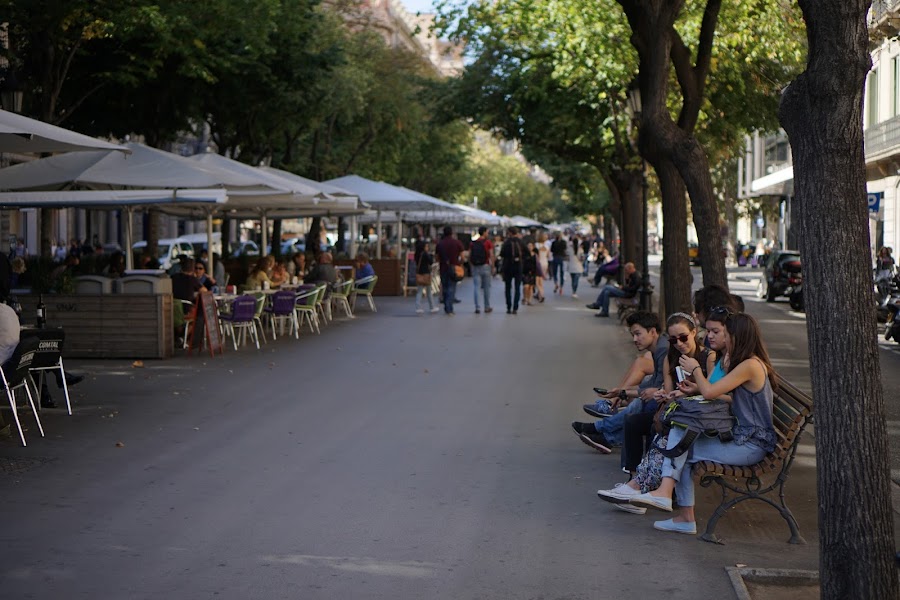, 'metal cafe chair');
264,290,300,340
22,328,74,415
1,337,44,446
218,295,260,350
